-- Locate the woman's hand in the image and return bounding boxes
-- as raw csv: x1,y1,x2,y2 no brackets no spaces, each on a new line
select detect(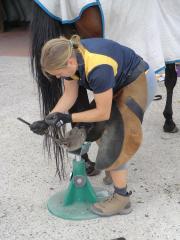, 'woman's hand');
30,120,49,135
45,112,72,127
